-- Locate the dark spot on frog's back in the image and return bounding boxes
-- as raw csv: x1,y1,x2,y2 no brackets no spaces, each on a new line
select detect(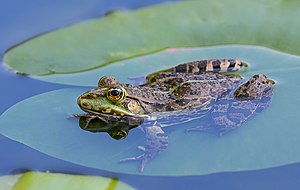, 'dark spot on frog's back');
228,59,237,67
176,99,190,106
153,103,165,109
212,60,221,68
175,63,187,73
252,74,259,80
197,60,207,71
166,106,174,111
